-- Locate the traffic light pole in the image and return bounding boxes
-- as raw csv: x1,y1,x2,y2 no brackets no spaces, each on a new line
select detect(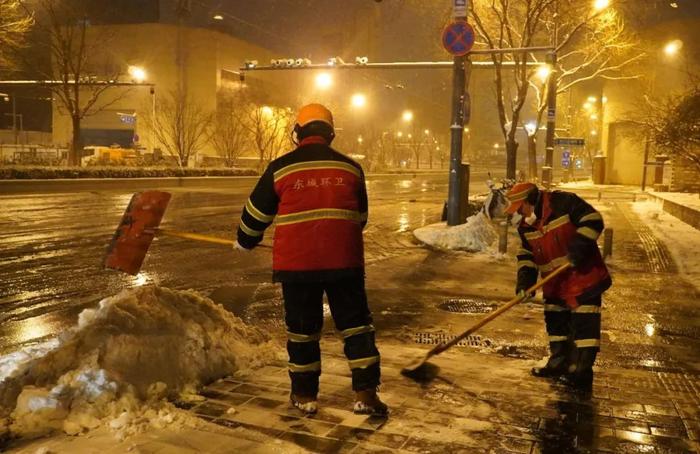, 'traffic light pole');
447,55,469,226
542,51,557,188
